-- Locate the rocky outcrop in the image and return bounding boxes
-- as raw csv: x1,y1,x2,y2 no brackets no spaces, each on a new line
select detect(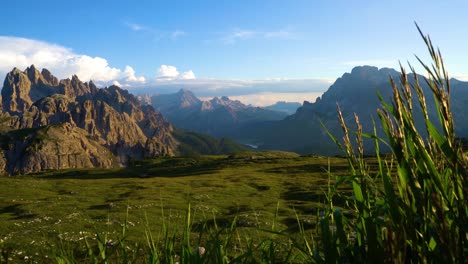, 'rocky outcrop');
0,66,179,175
0,123,115,175
2,67,34,113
